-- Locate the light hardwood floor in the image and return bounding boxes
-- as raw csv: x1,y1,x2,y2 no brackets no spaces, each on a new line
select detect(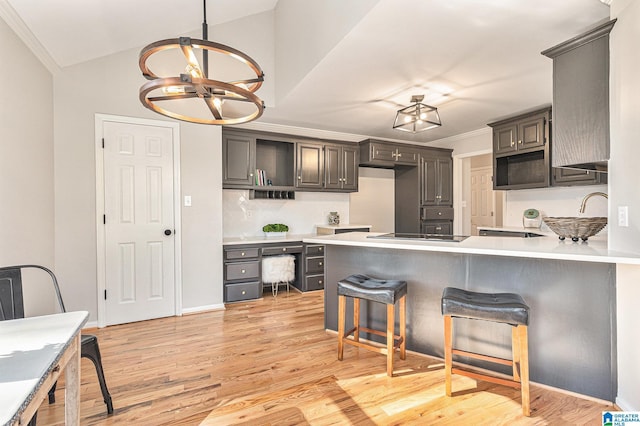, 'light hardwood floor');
37,290,615,425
